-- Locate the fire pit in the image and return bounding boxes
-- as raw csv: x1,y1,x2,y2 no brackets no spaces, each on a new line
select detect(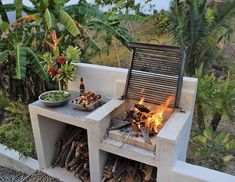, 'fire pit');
109,97,175,151
106,42,186,151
